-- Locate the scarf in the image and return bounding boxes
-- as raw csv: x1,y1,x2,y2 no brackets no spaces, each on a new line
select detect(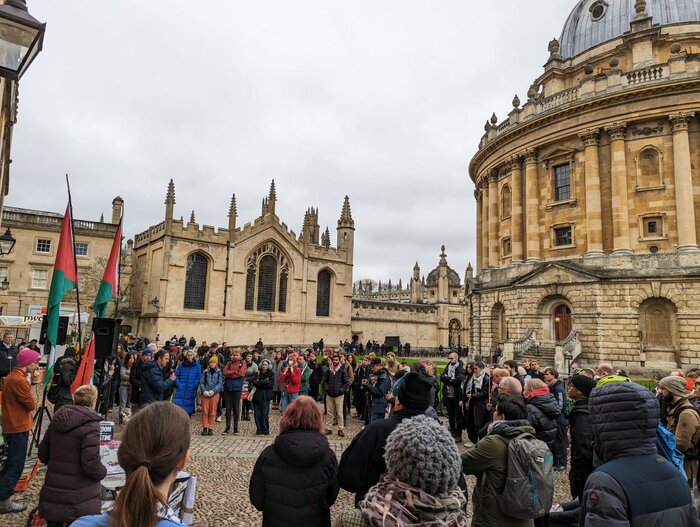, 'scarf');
446,362,457,379
546,378,558,389
360,475,468,527
330,362,342,375
487,419,530,436
473,370,486,391
528,387,550,399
